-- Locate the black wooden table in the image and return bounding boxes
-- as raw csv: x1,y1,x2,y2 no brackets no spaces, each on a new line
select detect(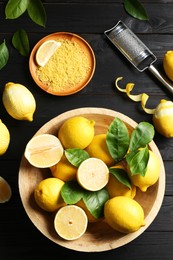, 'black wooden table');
1,1,173,259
